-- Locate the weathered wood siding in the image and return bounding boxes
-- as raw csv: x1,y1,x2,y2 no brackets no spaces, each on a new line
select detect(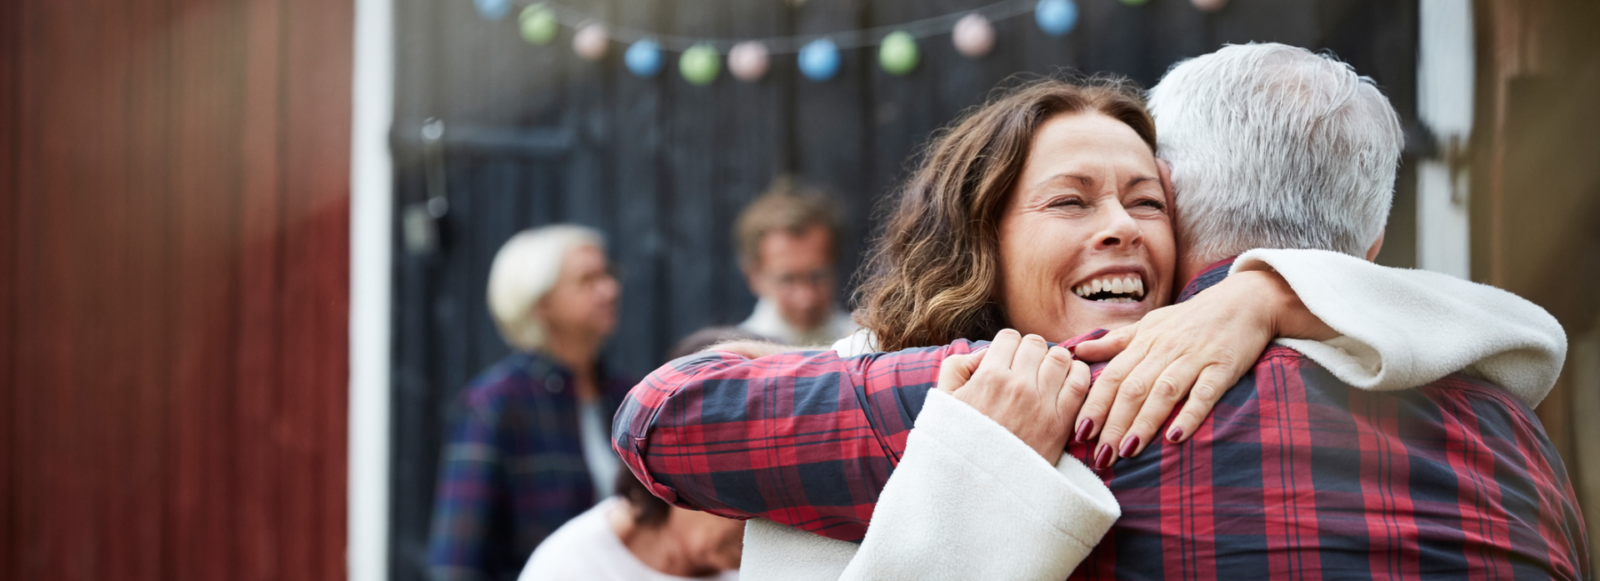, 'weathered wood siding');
0,0,353,579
